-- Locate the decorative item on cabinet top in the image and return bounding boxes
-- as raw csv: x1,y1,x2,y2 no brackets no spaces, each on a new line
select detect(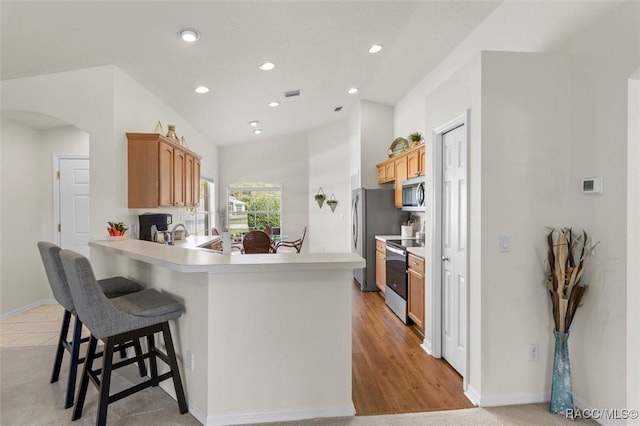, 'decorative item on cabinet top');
409,131,424,148
387,137,409,158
